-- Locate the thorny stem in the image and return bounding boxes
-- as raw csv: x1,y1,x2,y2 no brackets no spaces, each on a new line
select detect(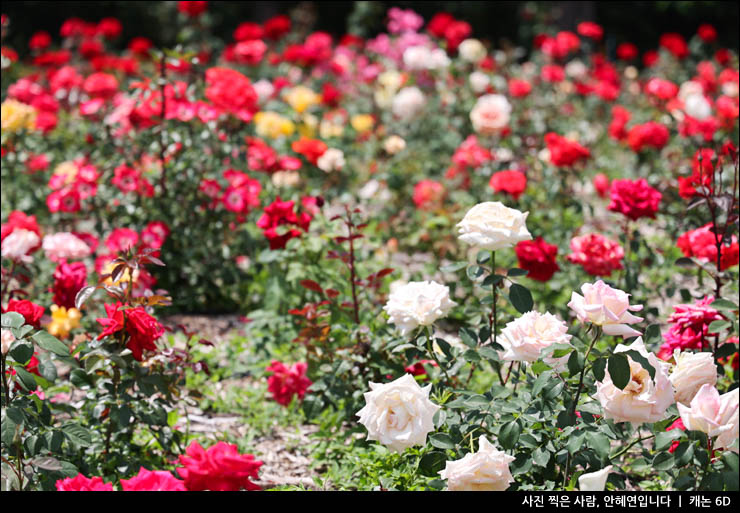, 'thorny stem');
569,326,602,420
158,52,168,197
